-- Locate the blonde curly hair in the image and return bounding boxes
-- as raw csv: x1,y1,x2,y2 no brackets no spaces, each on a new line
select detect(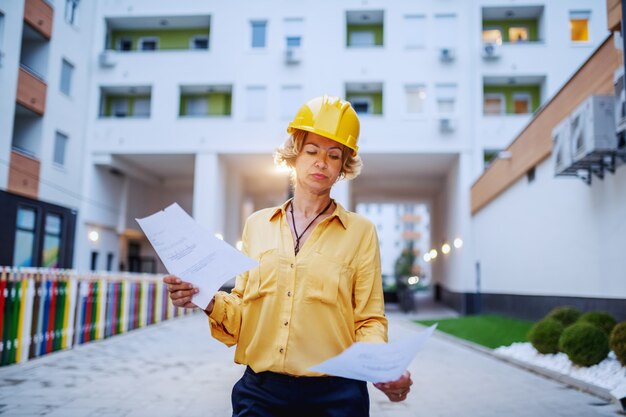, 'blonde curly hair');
274,129,363,181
